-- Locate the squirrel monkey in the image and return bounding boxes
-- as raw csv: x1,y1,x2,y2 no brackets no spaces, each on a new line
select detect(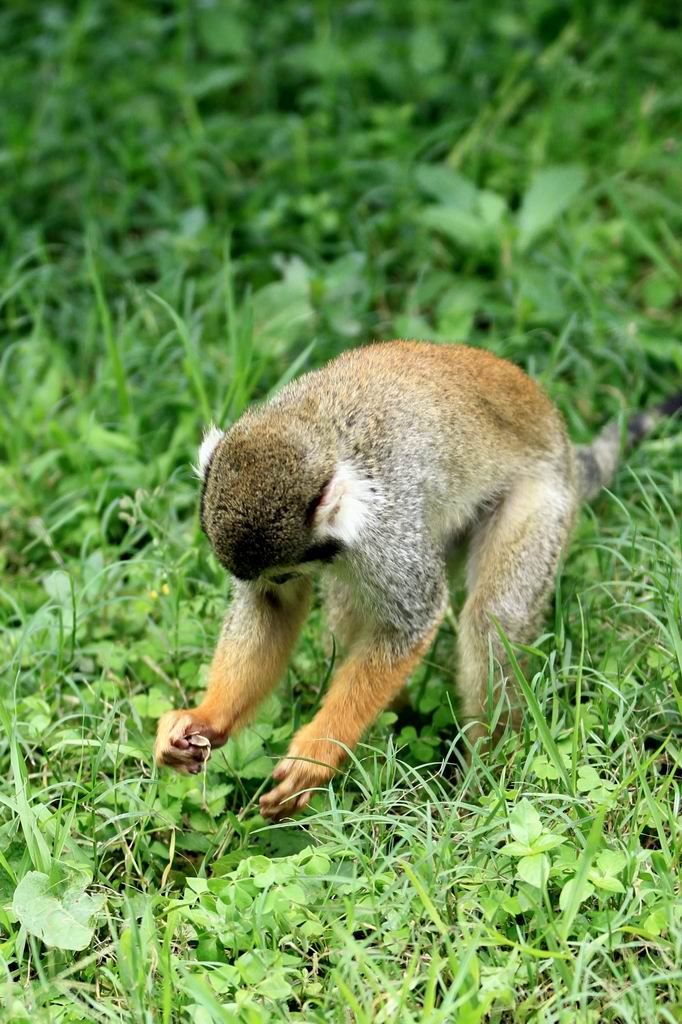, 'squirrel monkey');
155,341,681,818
